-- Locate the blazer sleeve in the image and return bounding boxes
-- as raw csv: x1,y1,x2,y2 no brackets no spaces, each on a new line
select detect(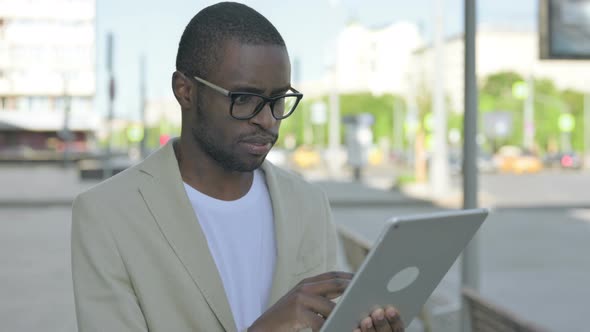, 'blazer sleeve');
71,195,148,332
